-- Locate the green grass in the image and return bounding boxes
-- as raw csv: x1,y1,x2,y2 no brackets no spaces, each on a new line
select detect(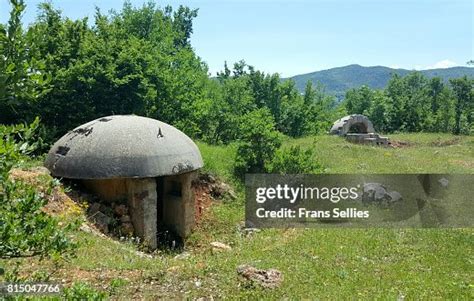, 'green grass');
1,133,473,299
196,141,240,186
287,133,474,173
